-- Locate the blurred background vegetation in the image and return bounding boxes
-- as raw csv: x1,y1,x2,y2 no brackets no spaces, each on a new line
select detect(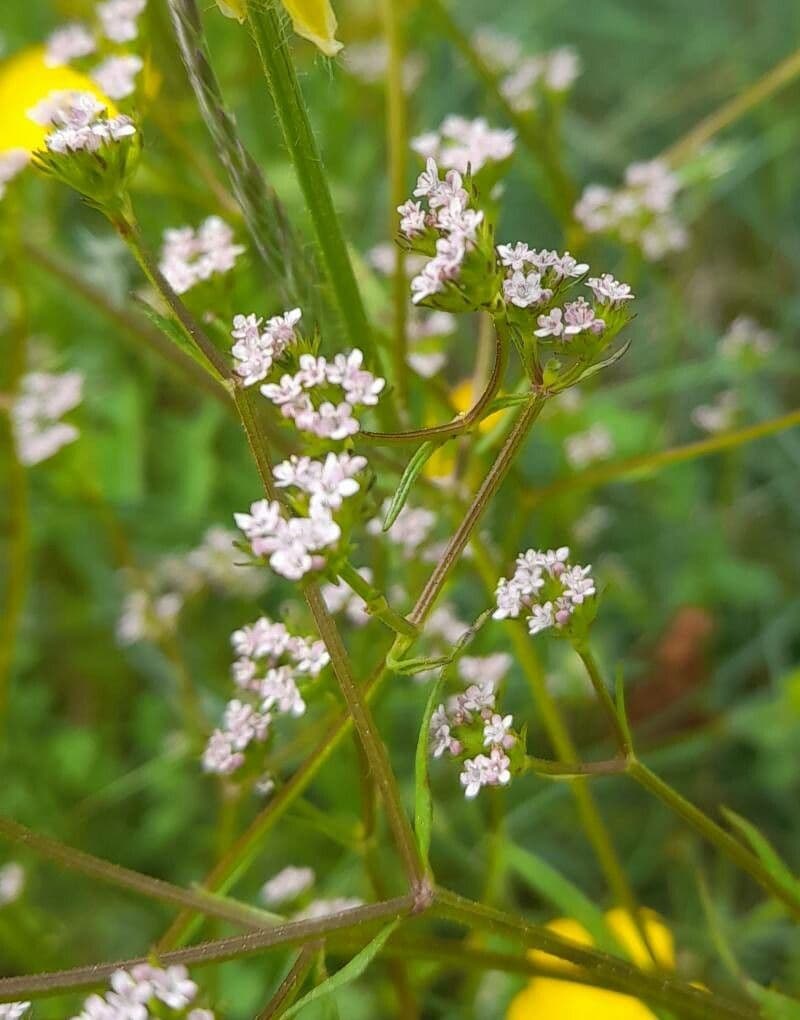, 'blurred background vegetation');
1,0,800,1016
